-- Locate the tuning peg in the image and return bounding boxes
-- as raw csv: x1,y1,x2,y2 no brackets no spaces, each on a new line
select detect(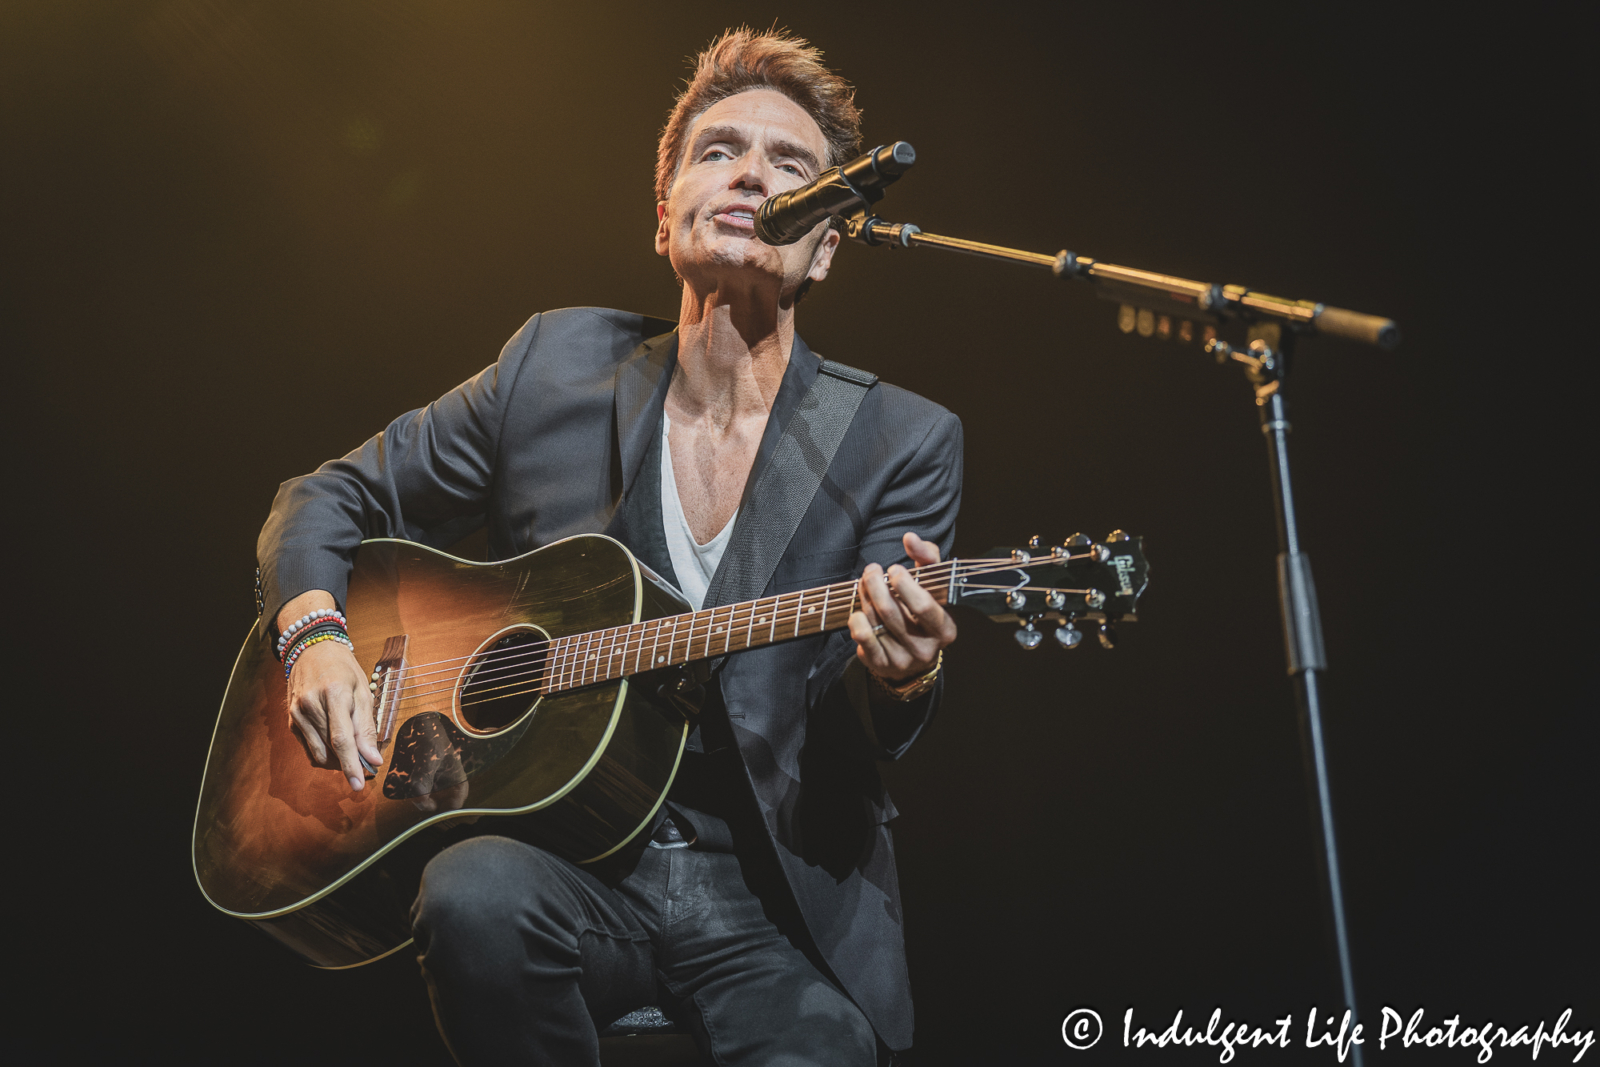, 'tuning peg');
1027,534,1042,549
1014,622,1044,650
1105,530,1132,543
1054,622,1082,648
1045,590,1067,611
1085,589,1107,609
1064,532,1108,561
1098,620,1117,650
1006,591,1026,612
